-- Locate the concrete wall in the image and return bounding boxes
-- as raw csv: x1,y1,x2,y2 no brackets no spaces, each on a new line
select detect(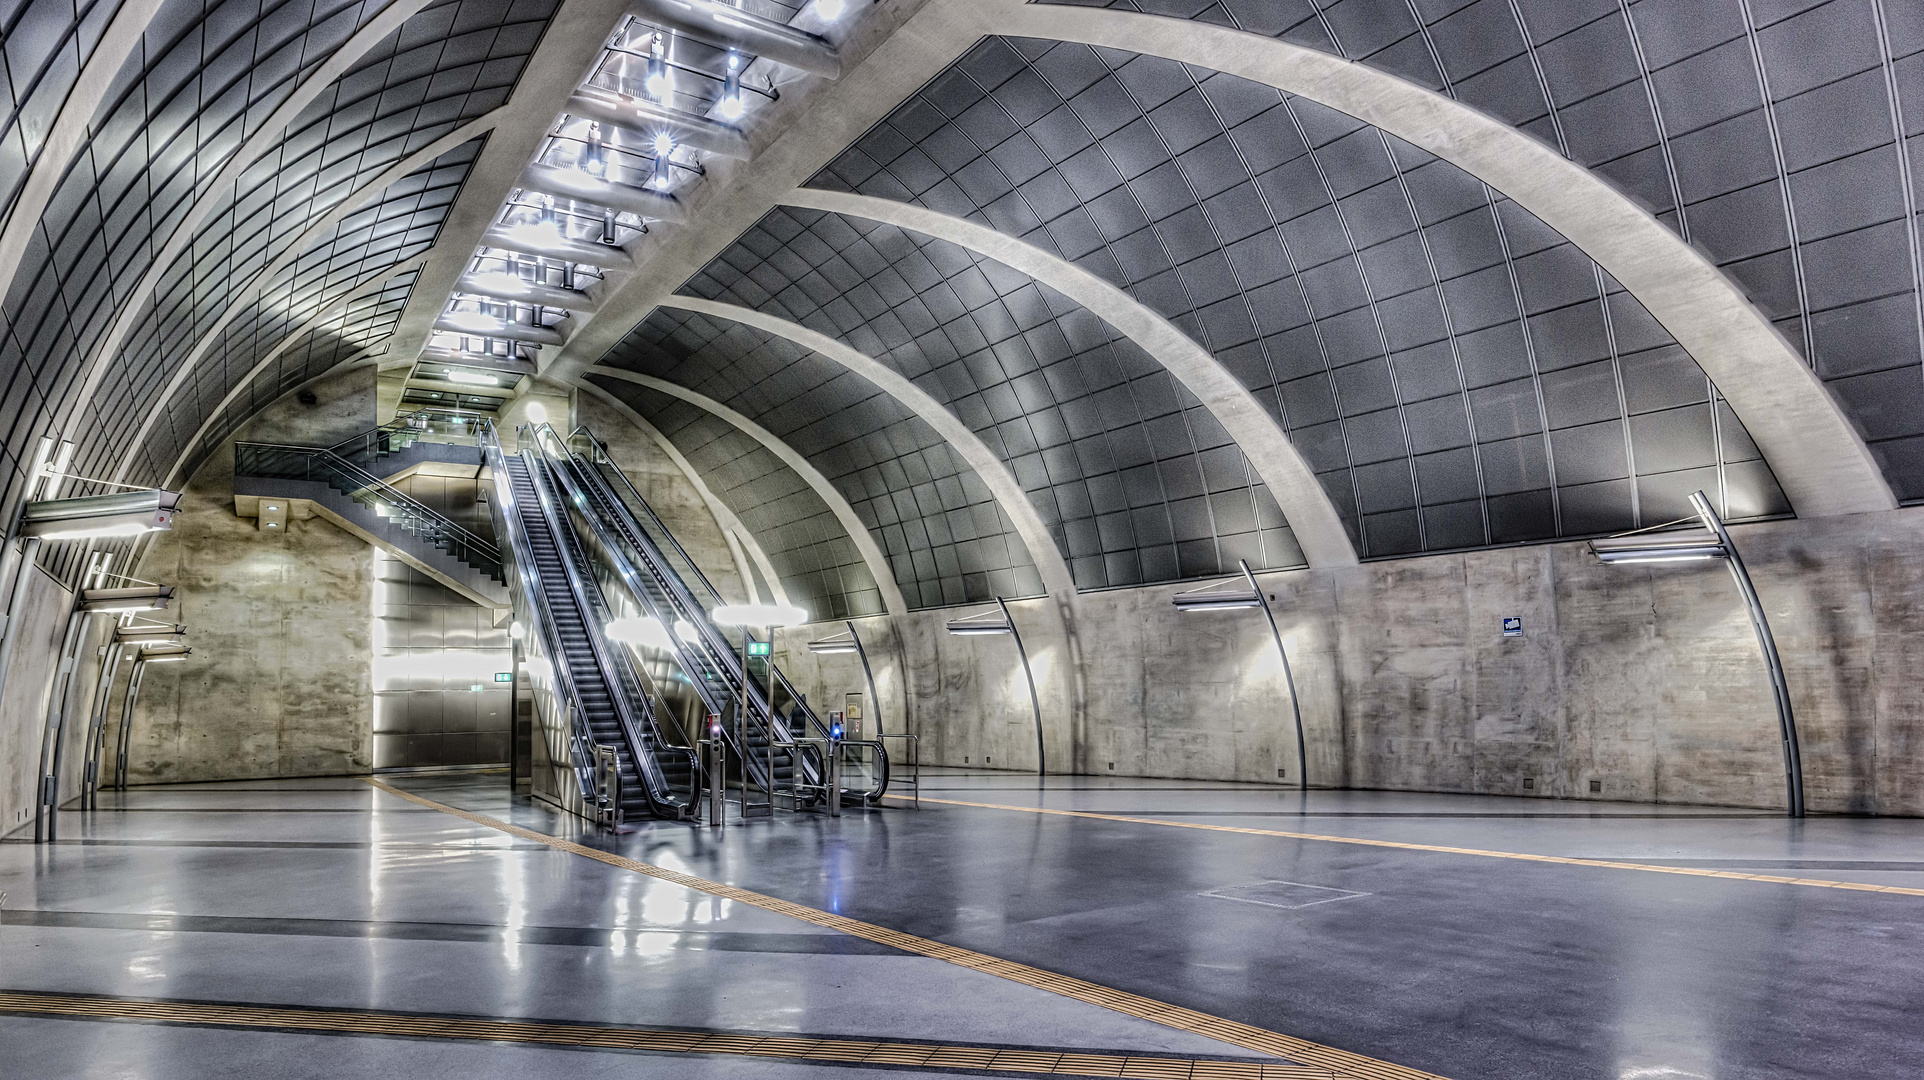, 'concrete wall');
370,549,512,769
779,507,1924,815
122,367,378,784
